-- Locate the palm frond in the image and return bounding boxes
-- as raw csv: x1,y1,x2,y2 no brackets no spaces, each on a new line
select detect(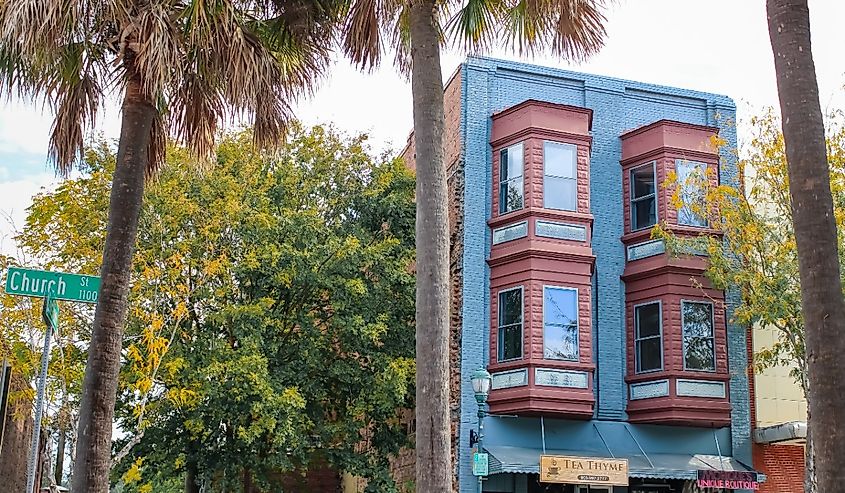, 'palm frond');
446,0,505,53
504,0,607,59
49,74,101,175
343,0,383,71
134,2,182,100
